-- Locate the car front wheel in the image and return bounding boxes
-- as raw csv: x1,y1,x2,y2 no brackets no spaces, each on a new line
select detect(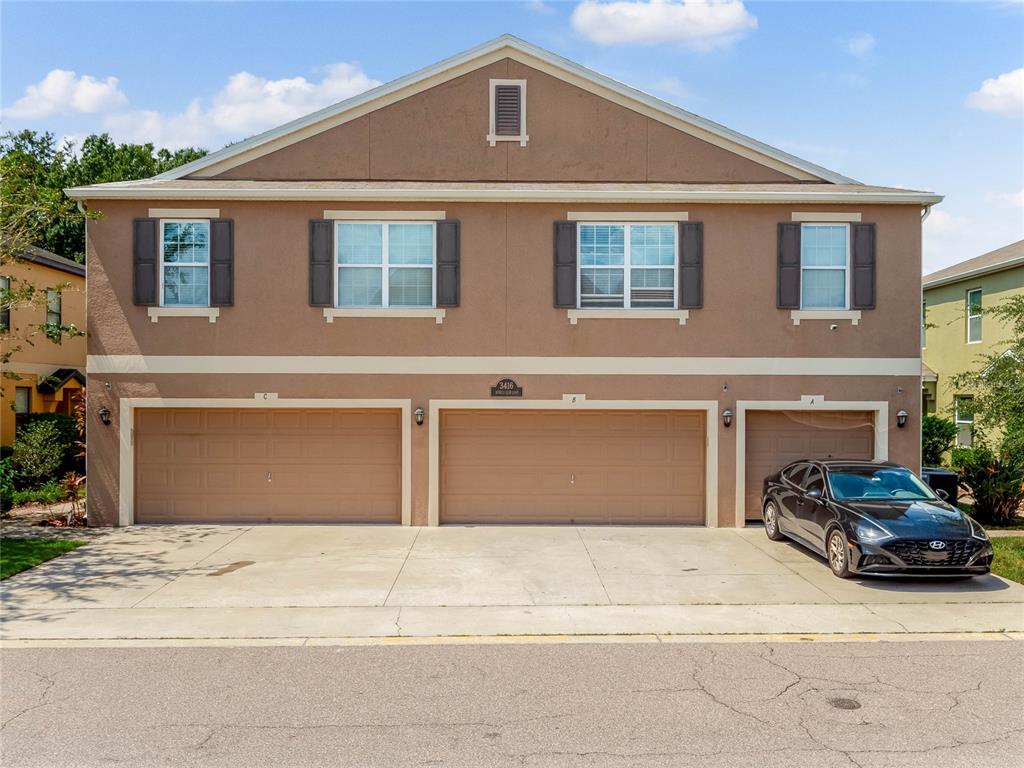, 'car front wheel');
763,500,785,541
827,529,852,579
